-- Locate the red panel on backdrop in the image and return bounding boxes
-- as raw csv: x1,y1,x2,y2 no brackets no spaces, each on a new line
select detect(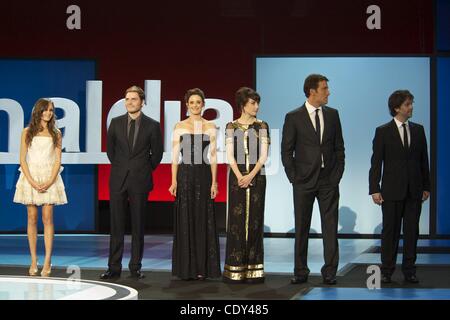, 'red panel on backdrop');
98,164,228,202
